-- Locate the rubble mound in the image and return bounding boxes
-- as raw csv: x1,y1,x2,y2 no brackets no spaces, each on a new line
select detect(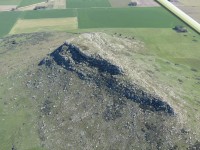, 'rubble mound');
24,33,194,149
39,42,174,115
